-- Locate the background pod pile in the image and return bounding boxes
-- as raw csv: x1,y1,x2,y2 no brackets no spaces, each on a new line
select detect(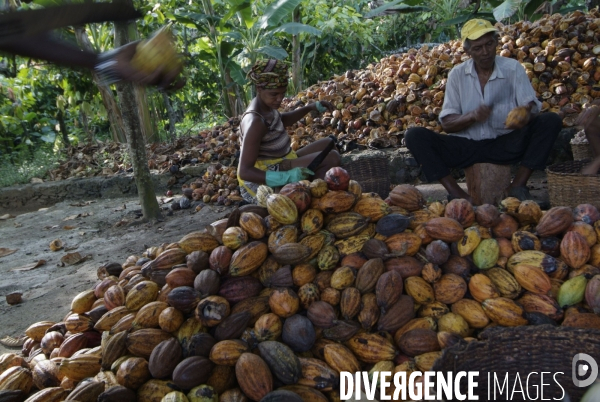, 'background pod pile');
2,166,600,401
